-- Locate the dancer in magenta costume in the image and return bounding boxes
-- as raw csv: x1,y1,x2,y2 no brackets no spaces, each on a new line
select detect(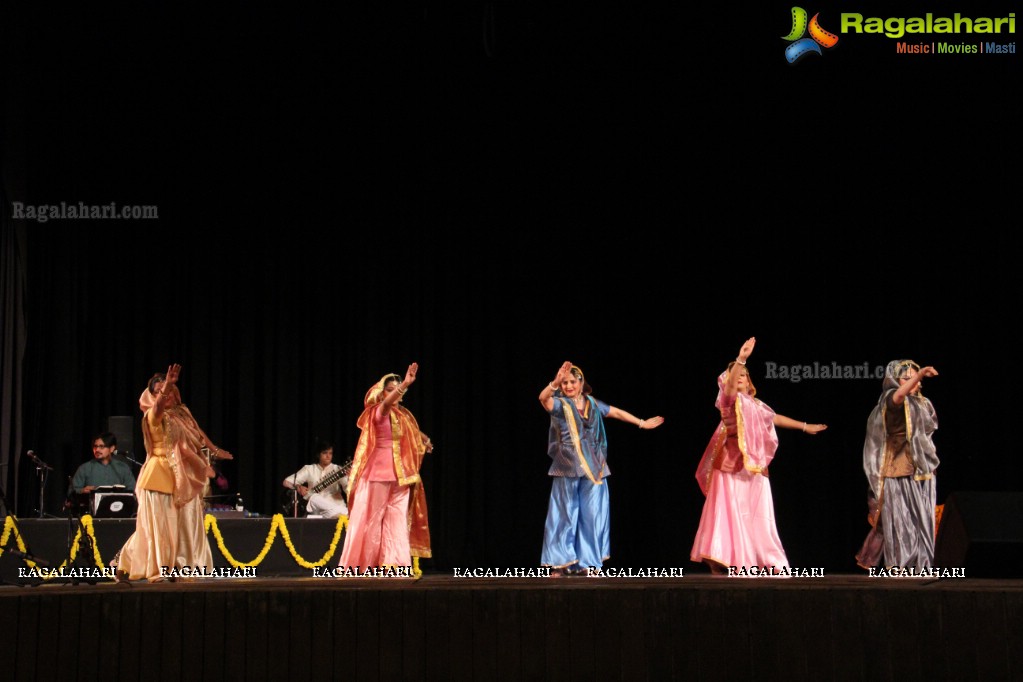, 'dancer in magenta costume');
690,337,827,574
